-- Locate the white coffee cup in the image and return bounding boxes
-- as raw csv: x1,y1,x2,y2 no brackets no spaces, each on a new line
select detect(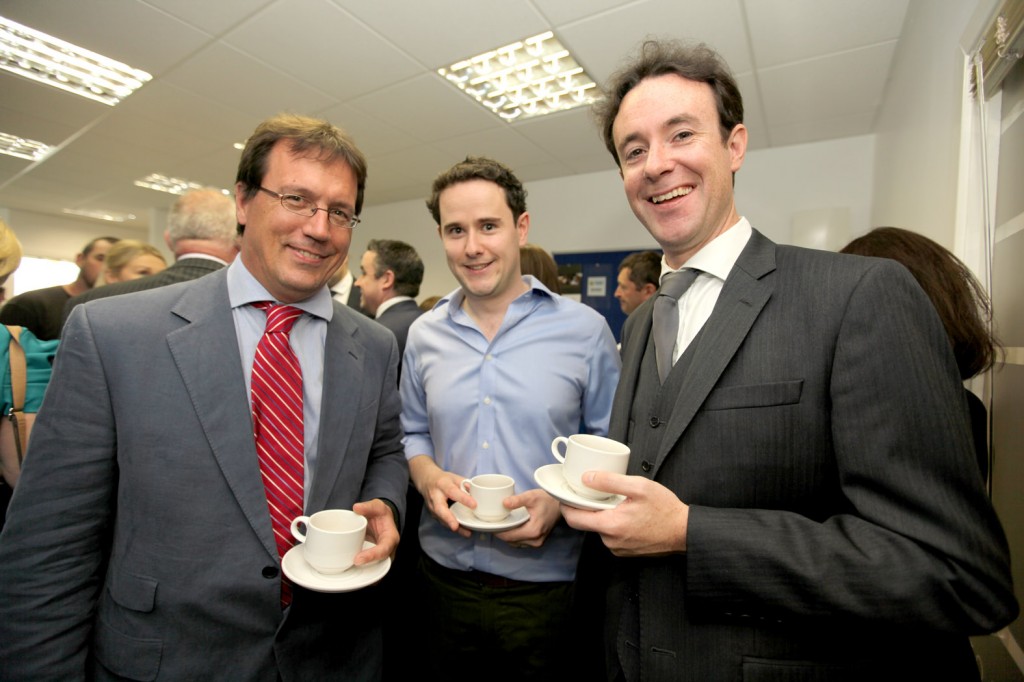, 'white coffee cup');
290,509,367,575
459,474,515,522
551,434,630,499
